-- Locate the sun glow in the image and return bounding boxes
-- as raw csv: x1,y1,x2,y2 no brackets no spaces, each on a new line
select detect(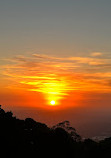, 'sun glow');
20,75,73,106
50,100,55,105
1,53,111,109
